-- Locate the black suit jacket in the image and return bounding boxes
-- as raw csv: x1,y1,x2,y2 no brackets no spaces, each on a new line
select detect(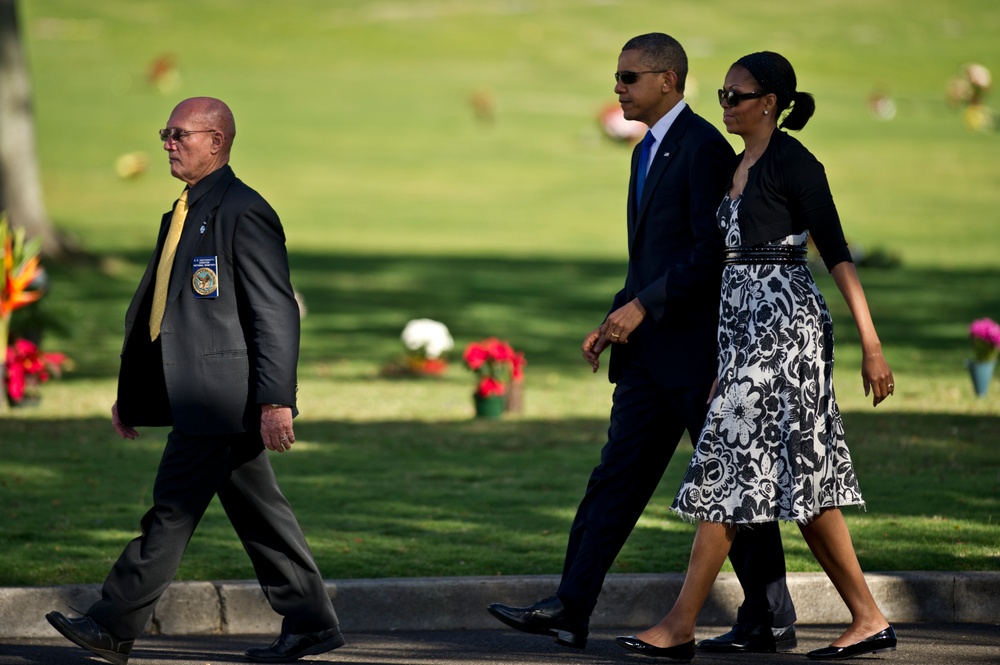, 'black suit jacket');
117,165,300,435
608,105,735,389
